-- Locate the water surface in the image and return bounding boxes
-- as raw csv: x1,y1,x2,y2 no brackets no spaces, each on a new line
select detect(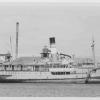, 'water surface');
0,83,100,97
